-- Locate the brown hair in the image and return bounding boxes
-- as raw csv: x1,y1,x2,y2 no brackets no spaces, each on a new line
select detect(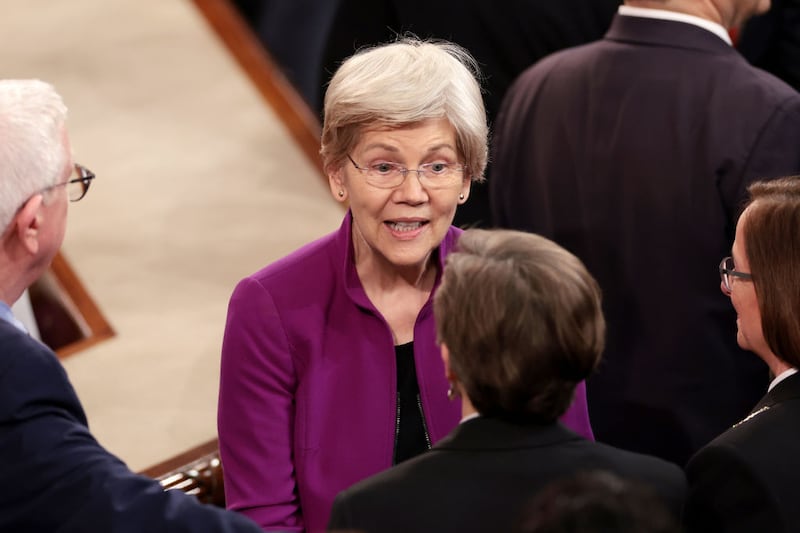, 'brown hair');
742,176,800,367
434,229,605,422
